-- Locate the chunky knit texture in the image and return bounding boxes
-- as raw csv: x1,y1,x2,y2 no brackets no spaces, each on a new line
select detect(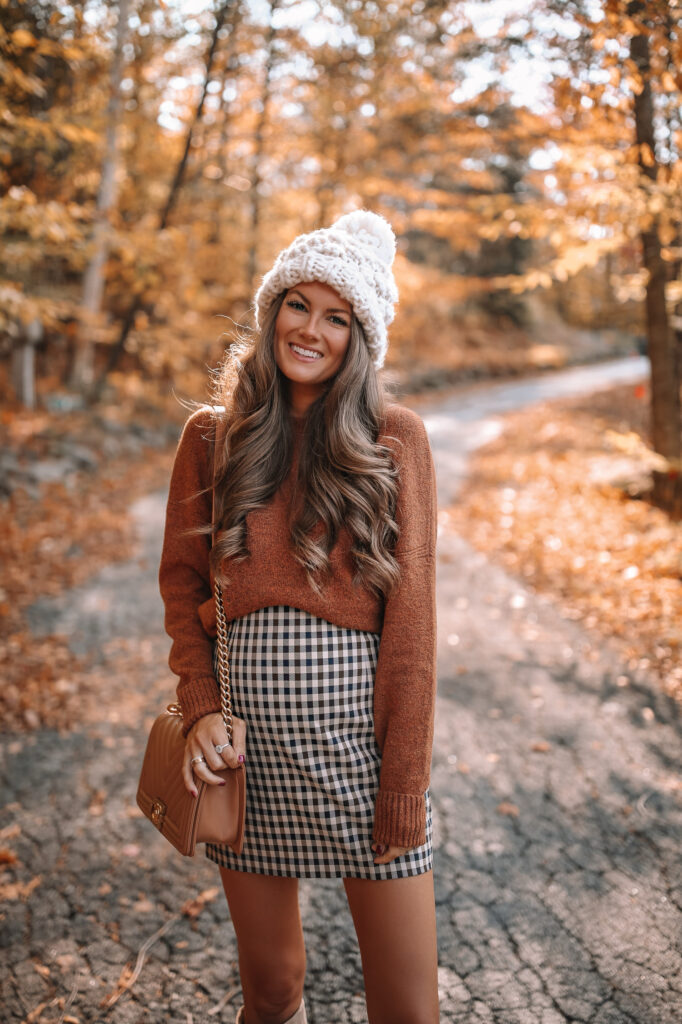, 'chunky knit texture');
254,210,399,369
158,403,438,849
